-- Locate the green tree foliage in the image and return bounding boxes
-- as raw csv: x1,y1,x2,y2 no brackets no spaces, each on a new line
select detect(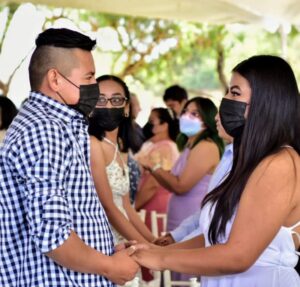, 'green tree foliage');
1,4,299,99
76,10,235,94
